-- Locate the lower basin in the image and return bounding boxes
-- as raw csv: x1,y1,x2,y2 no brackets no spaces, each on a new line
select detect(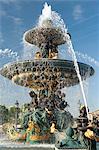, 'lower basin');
0,143,88,150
